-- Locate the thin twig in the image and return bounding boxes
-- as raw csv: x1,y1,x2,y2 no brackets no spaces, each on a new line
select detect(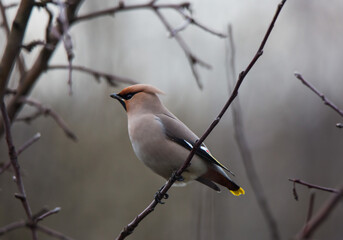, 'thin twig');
48,65,137,85
0,220,26,236
0,132,41,174
2,2,18,9
289,179,339,194
36,224,76,240
73,0,226,89
168,19,191,37
294,73,343,118
36,207,61,222
154,8,209,89
115,1,287,239
22,40,47,52
17,98,77,141
225,24,280,240
56,0,74,95
304,191,316,229
296,185,343,239
0,100,37,240
174,9,227,38
18,132,41,155
74,2,191,23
